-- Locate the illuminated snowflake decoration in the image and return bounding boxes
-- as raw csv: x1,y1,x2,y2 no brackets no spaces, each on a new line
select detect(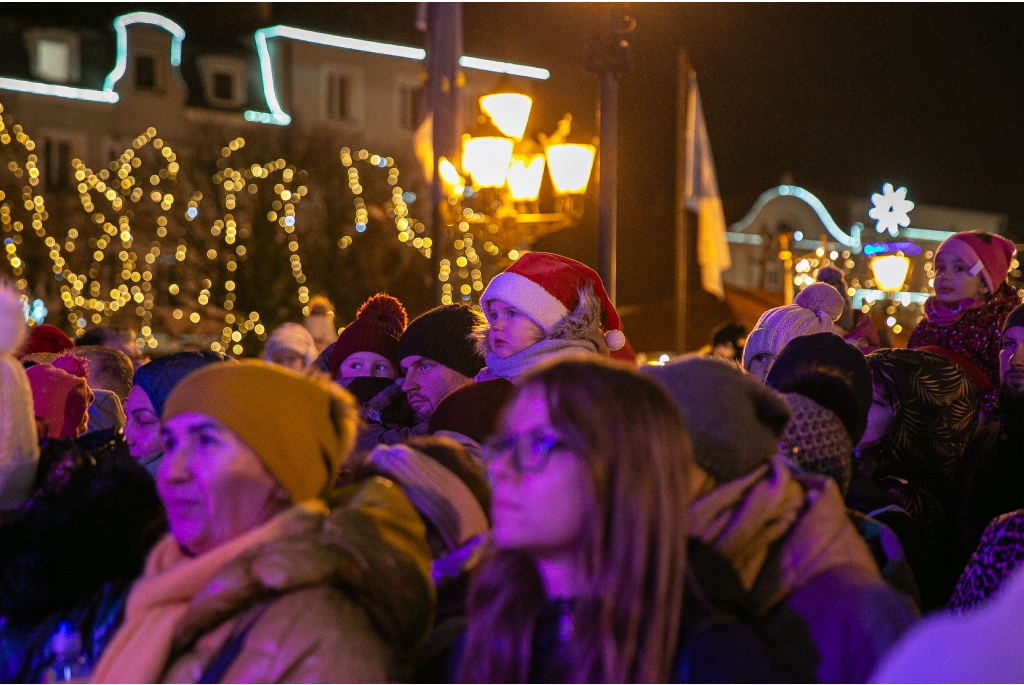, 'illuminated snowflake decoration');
868,183,914,237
